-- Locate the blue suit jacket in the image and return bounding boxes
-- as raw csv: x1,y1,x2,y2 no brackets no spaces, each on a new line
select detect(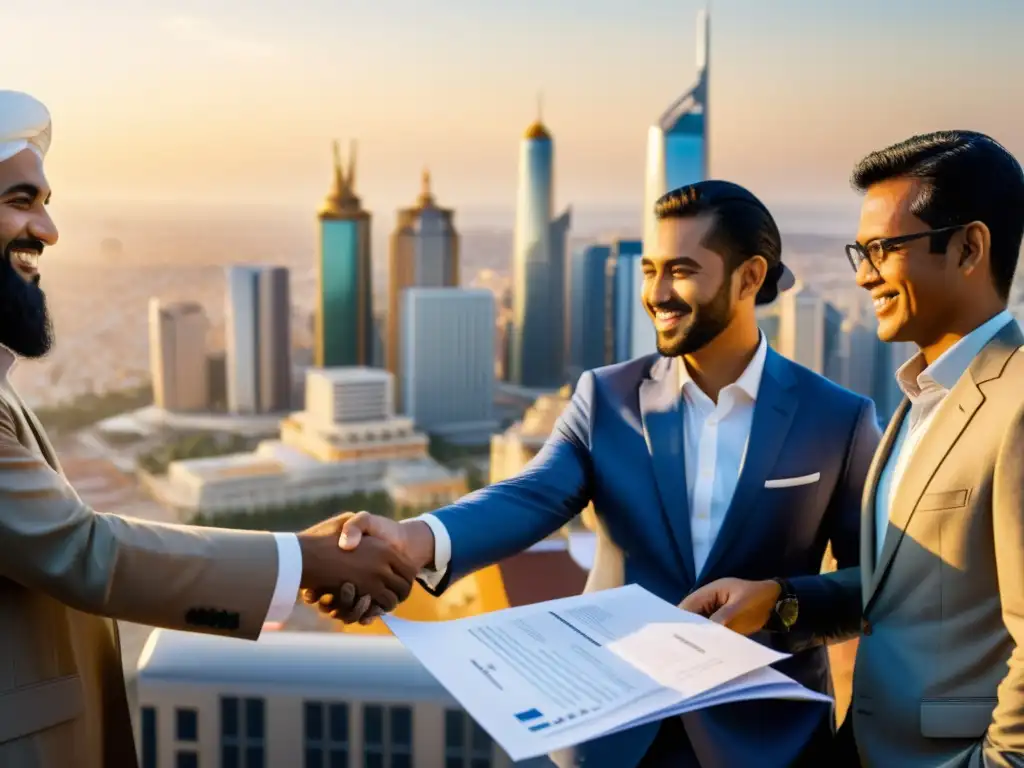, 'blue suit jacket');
429,349,881,767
